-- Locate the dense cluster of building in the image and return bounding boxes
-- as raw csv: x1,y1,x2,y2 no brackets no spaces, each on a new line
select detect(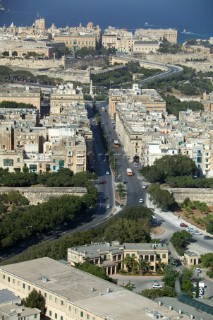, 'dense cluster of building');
0,83,91,173
0,17,178,58
109,85,213,176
